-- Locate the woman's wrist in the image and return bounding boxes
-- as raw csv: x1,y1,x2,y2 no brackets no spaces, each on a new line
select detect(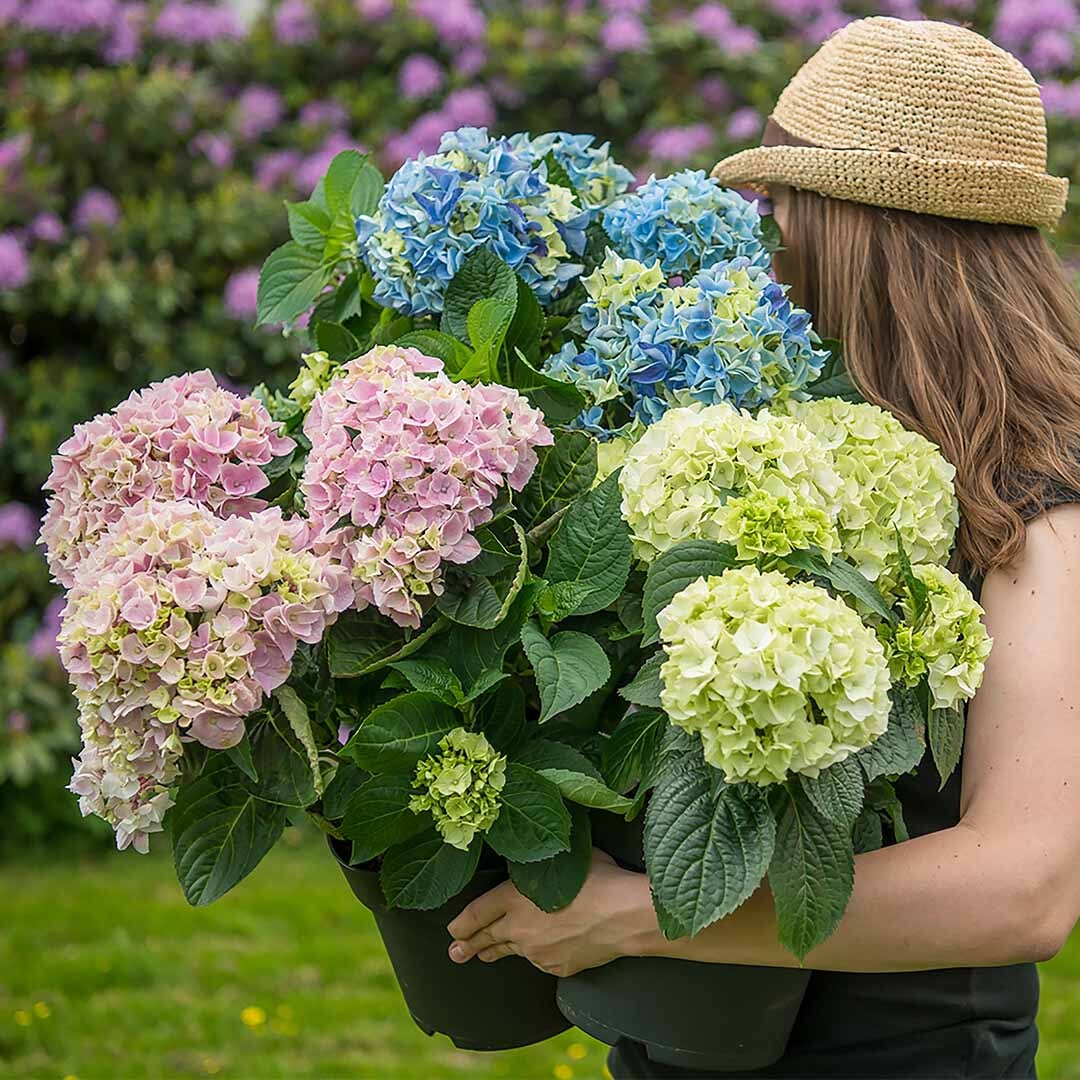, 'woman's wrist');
613,870,674,959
